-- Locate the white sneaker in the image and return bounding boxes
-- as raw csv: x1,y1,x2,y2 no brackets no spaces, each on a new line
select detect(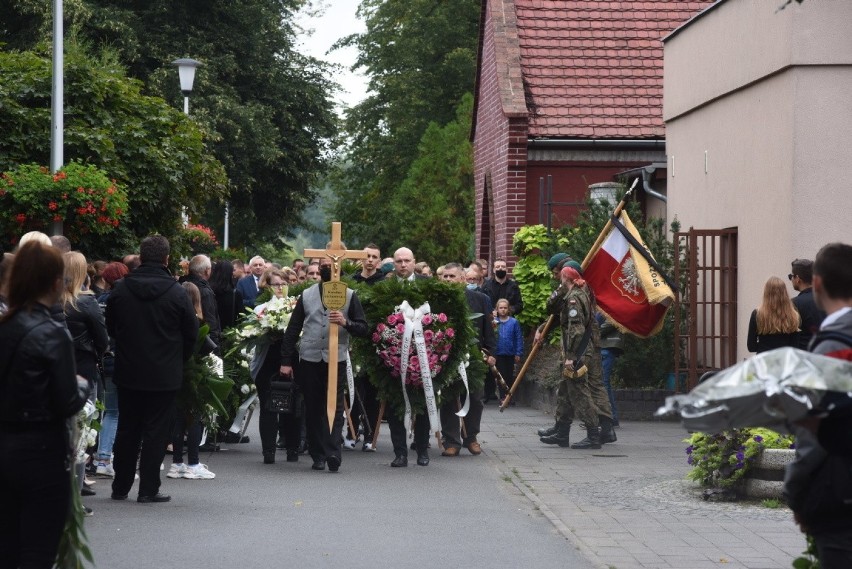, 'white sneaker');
166,463,187,479
362,442,375,452
343,437,357,450
96,462,115,478
183,463,215,480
